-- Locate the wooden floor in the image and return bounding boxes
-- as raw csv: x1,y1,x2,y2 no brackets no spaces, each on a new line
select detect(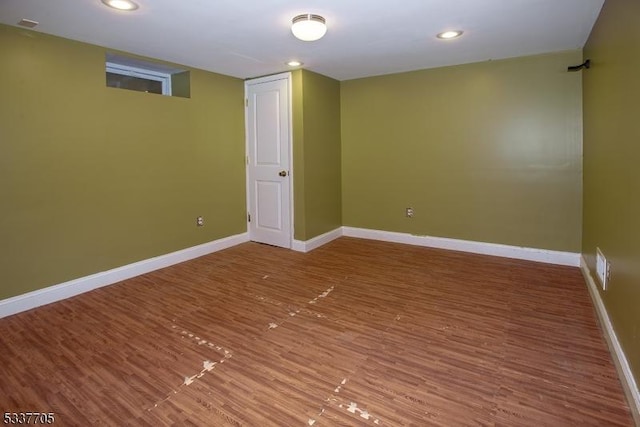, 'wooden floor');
0,238,634,426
